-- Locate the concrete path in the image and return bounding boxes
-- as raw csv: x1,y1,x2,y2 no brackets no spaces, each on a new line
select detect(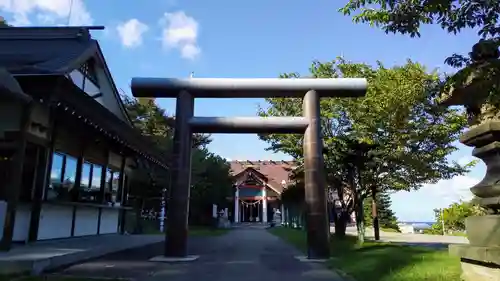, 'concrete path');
339,226,469,249
56,227,345,281
0,234,165,275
